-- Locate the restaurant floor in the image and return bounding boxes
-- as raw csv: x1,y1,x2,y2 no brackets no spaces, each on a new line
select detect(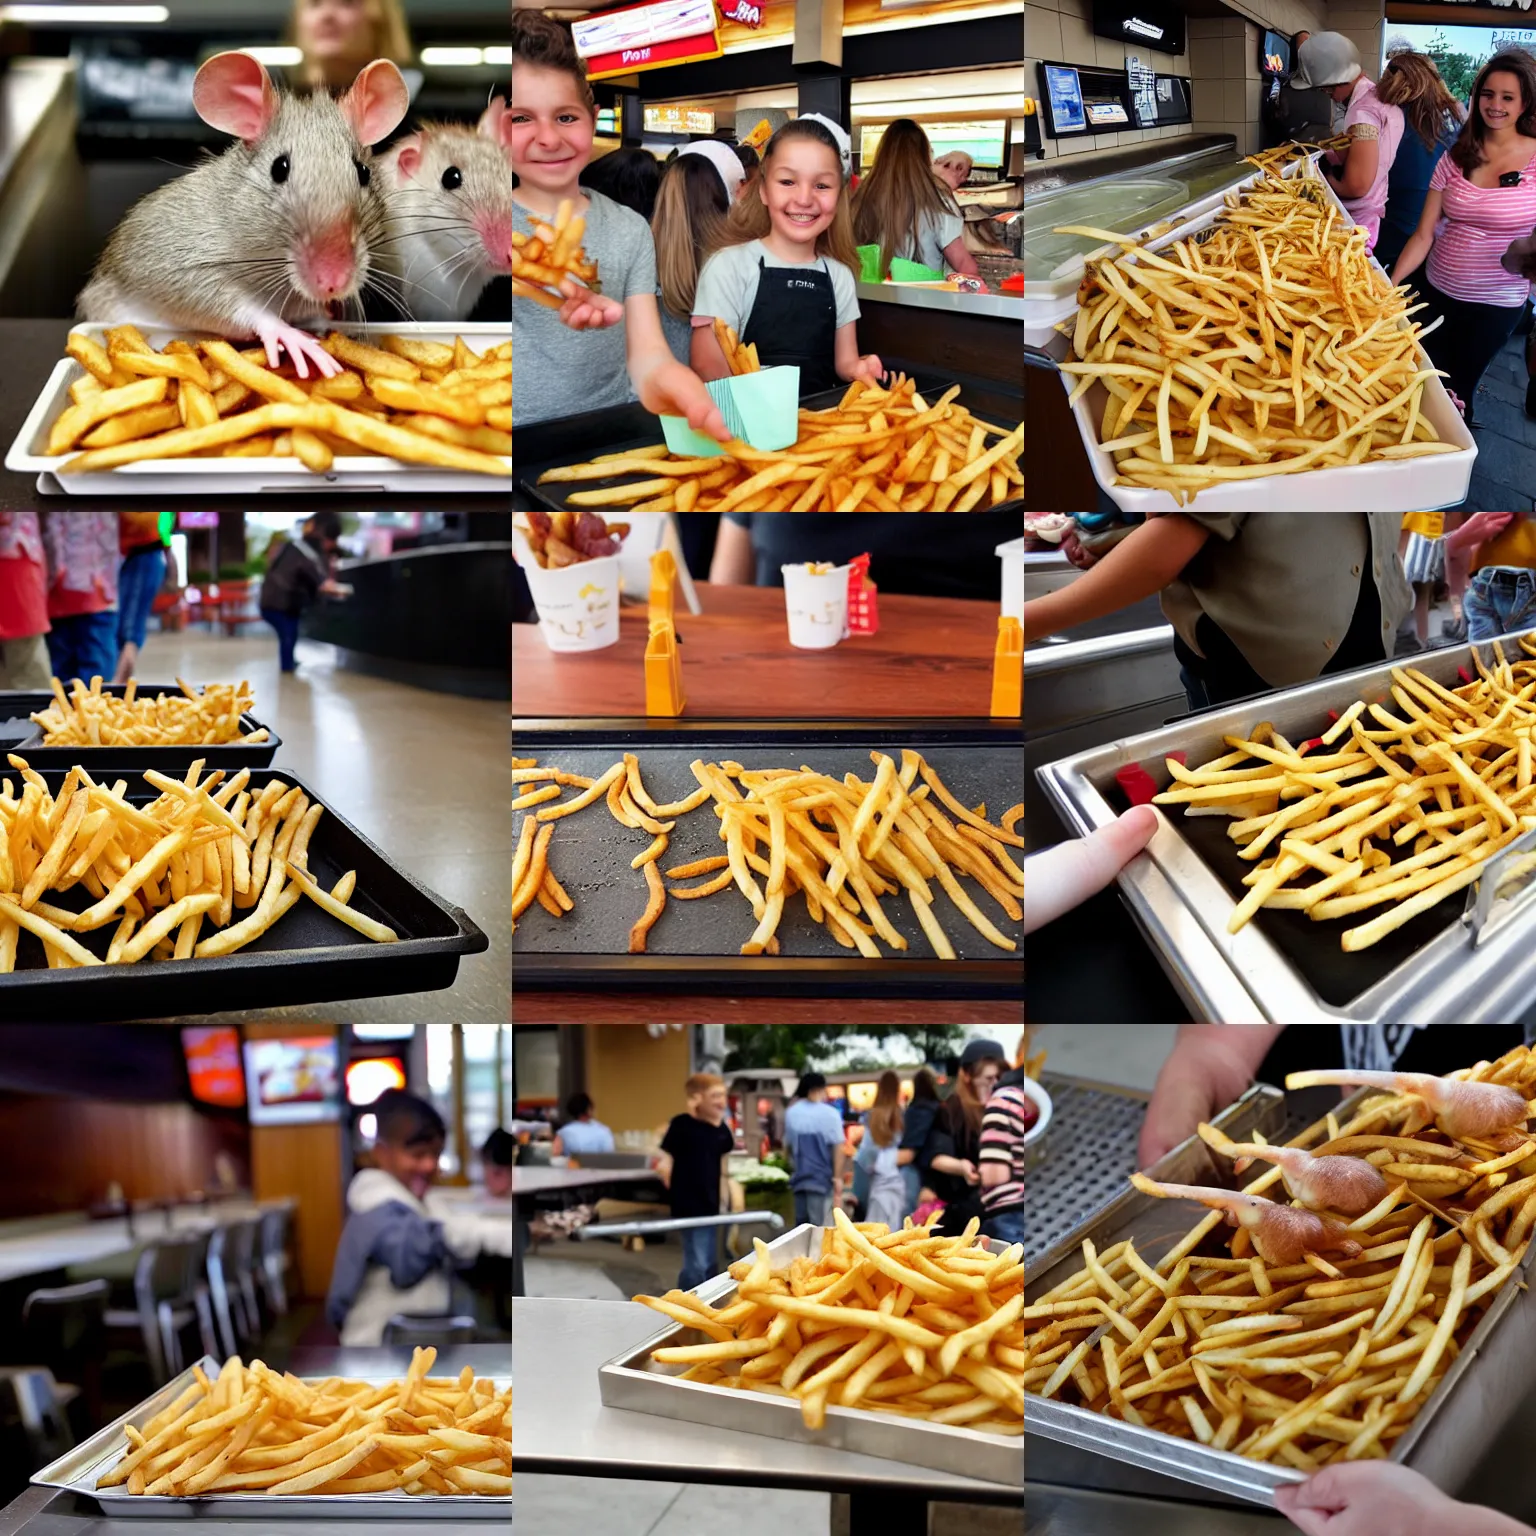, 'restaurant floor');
1458,329,1536,514
125,625,509,1023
